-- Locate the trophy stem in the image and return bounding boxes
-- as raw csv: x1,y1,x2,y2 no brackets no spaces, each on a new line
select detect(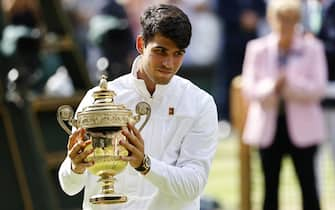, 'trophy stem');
89,173,127,204
101,174,115,194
